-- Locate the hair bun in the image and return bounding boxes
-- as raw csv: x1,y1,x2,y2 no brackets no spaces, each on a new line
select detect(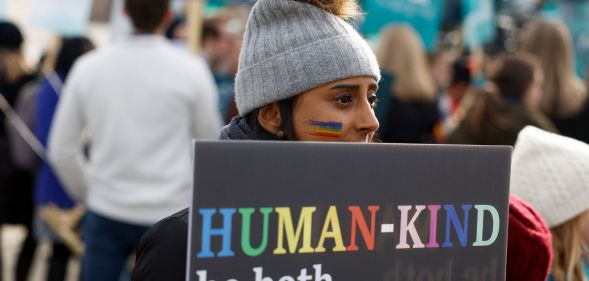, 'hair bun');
294,0,362,20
